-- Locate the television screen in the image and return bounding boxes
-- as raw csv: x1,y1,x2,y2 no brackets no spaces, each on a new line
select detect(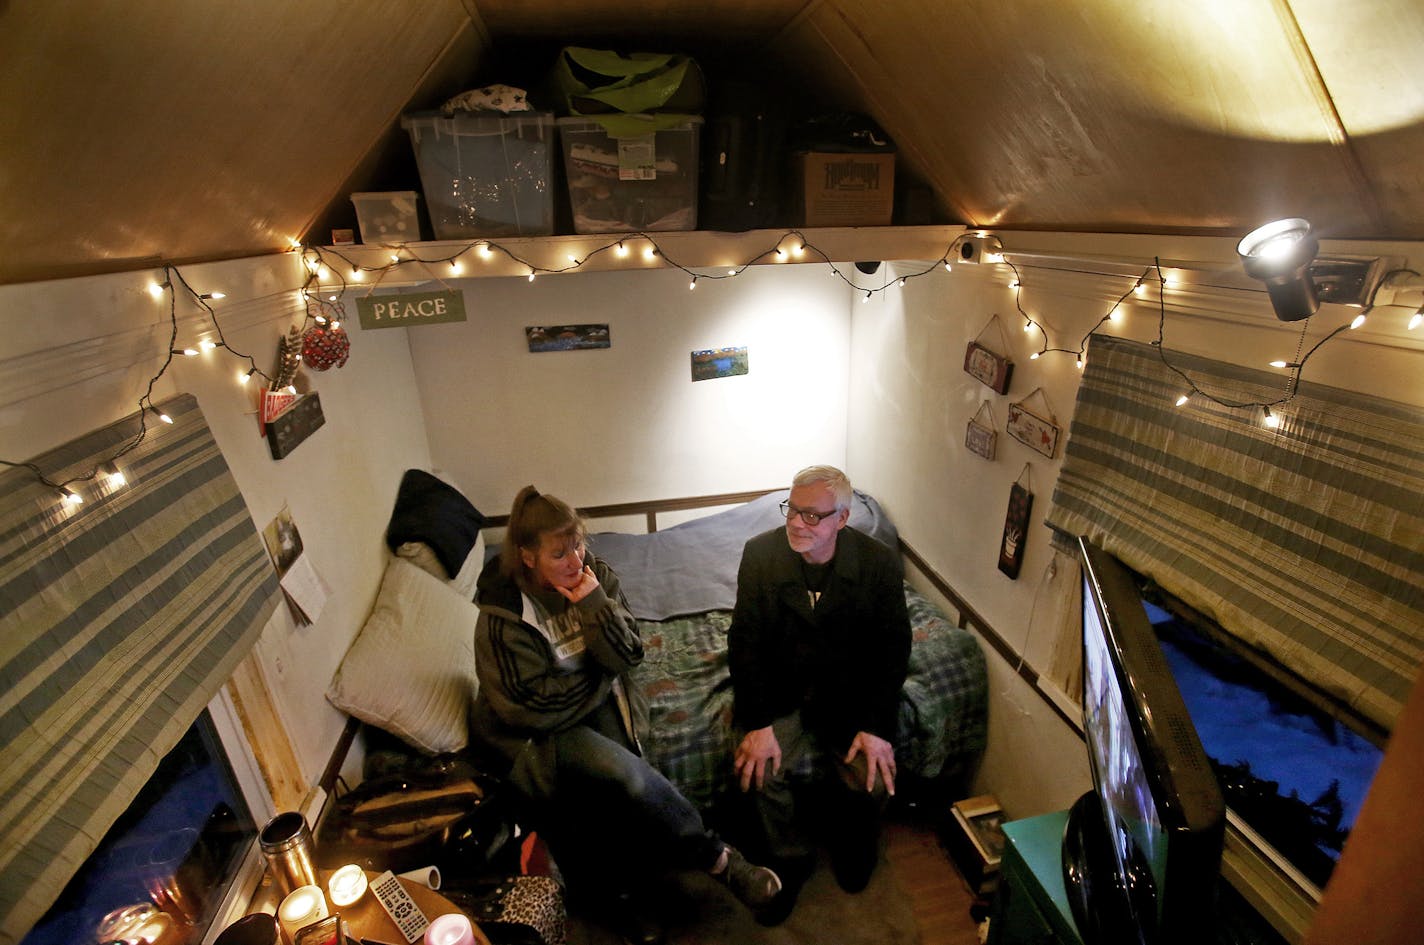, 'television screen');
1064,538,1225,945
